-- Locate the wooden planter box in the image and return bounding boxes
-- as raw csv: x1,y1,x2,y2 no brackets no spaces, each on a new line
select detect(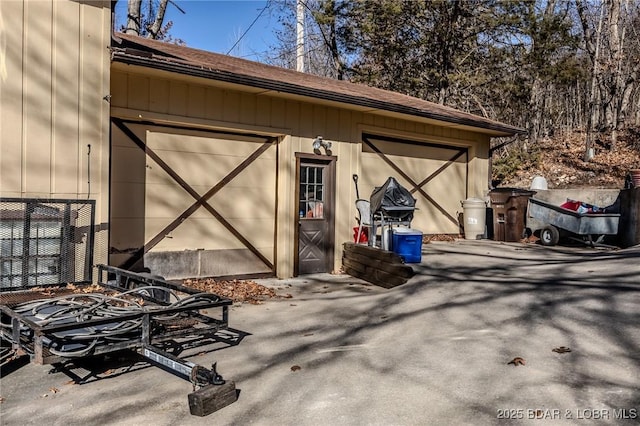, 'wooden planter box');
342,242,415,288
